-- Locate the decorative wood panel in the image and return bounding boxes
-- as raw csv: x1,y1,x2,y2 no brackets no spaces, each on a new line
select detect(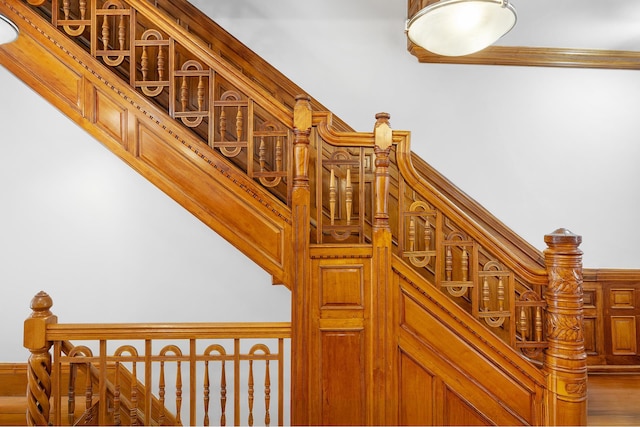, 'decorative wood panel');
399,352,433,426
610,316,637,356
0,26,82,112
307,247,372,425
319,265,364,310
443,387,492,426
320,331,365,426
595,278,640,366
610,288,635,309
91,86,129,150
582,283,605,364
